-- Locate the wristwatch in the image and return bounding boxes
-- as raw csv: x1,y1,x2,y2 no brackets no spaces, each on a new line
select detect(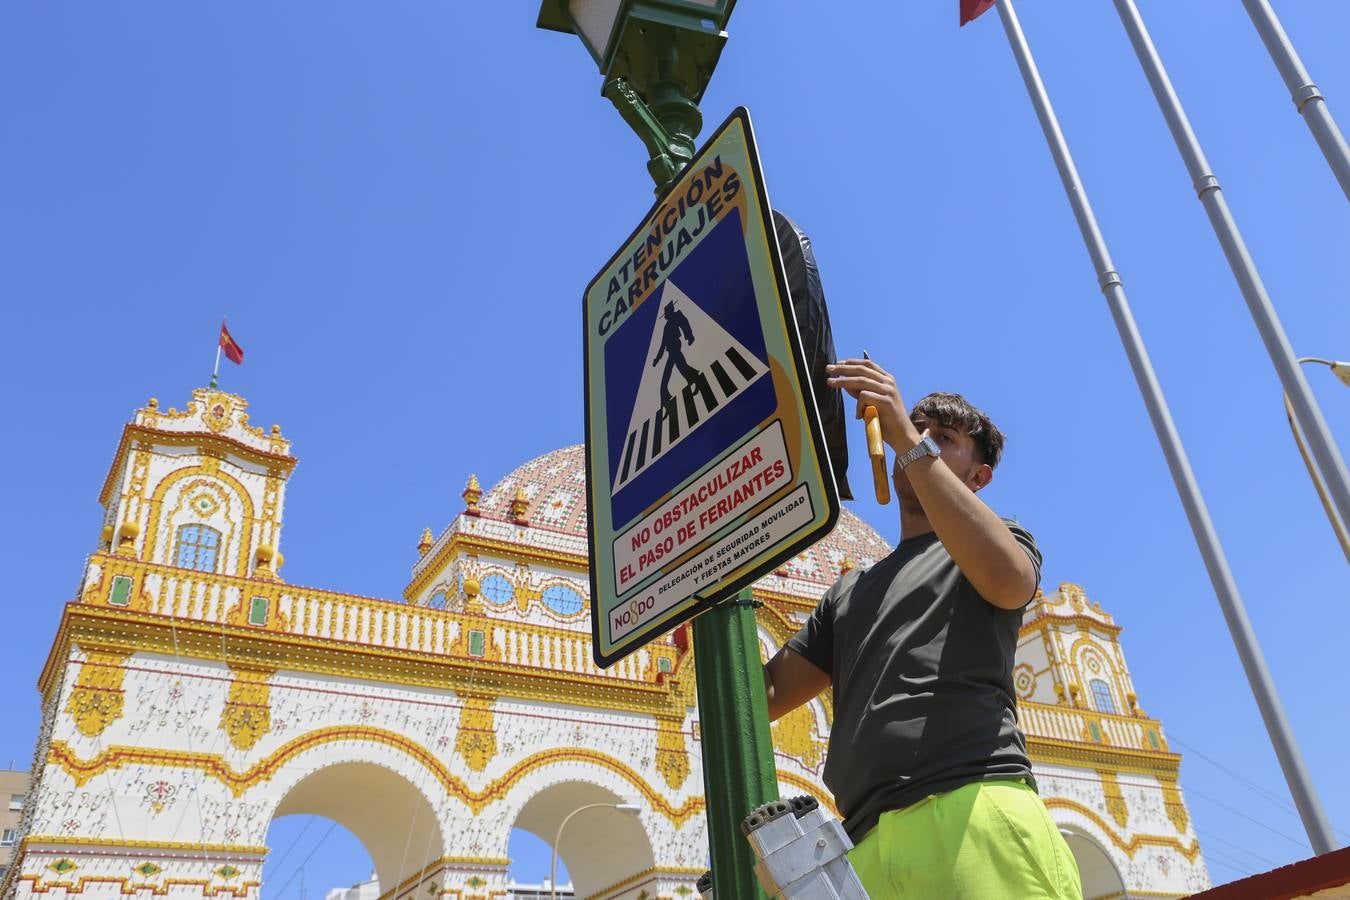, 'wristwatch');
896,434,941,471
